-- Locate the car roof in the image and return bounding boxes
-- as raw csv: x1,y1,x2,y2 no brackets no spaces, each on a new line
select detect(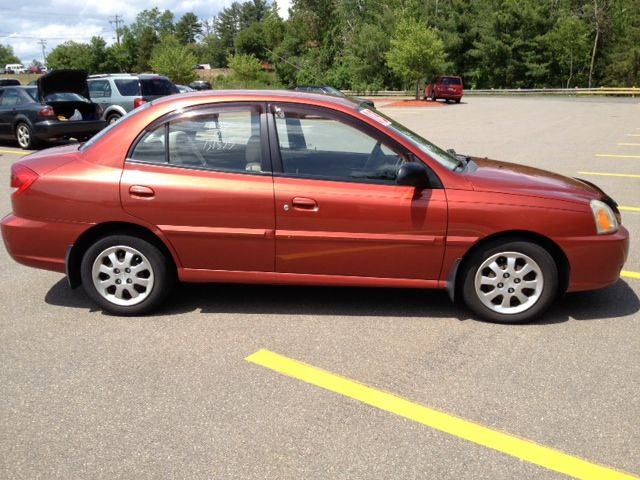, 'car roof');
150,89,360,110
88,73,169,80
